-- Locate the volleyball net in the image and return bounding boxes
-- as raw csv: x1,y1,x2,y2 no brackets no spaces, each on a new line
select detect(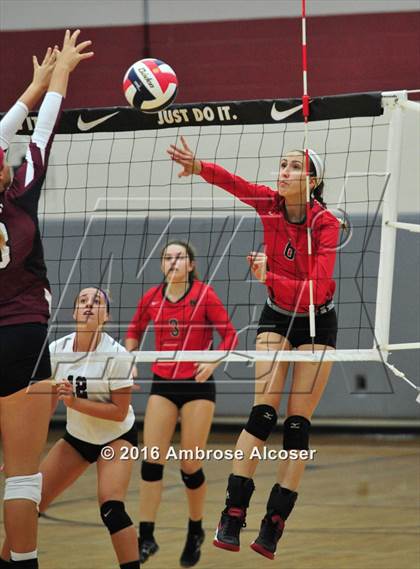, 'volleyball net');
1,90,419,393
